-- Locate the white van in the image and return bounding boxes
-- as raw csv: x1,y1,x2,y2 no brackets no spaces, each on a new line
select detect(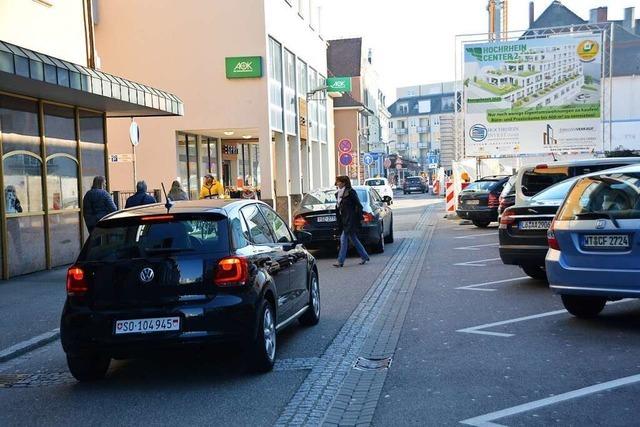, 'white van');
514,157,640,205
